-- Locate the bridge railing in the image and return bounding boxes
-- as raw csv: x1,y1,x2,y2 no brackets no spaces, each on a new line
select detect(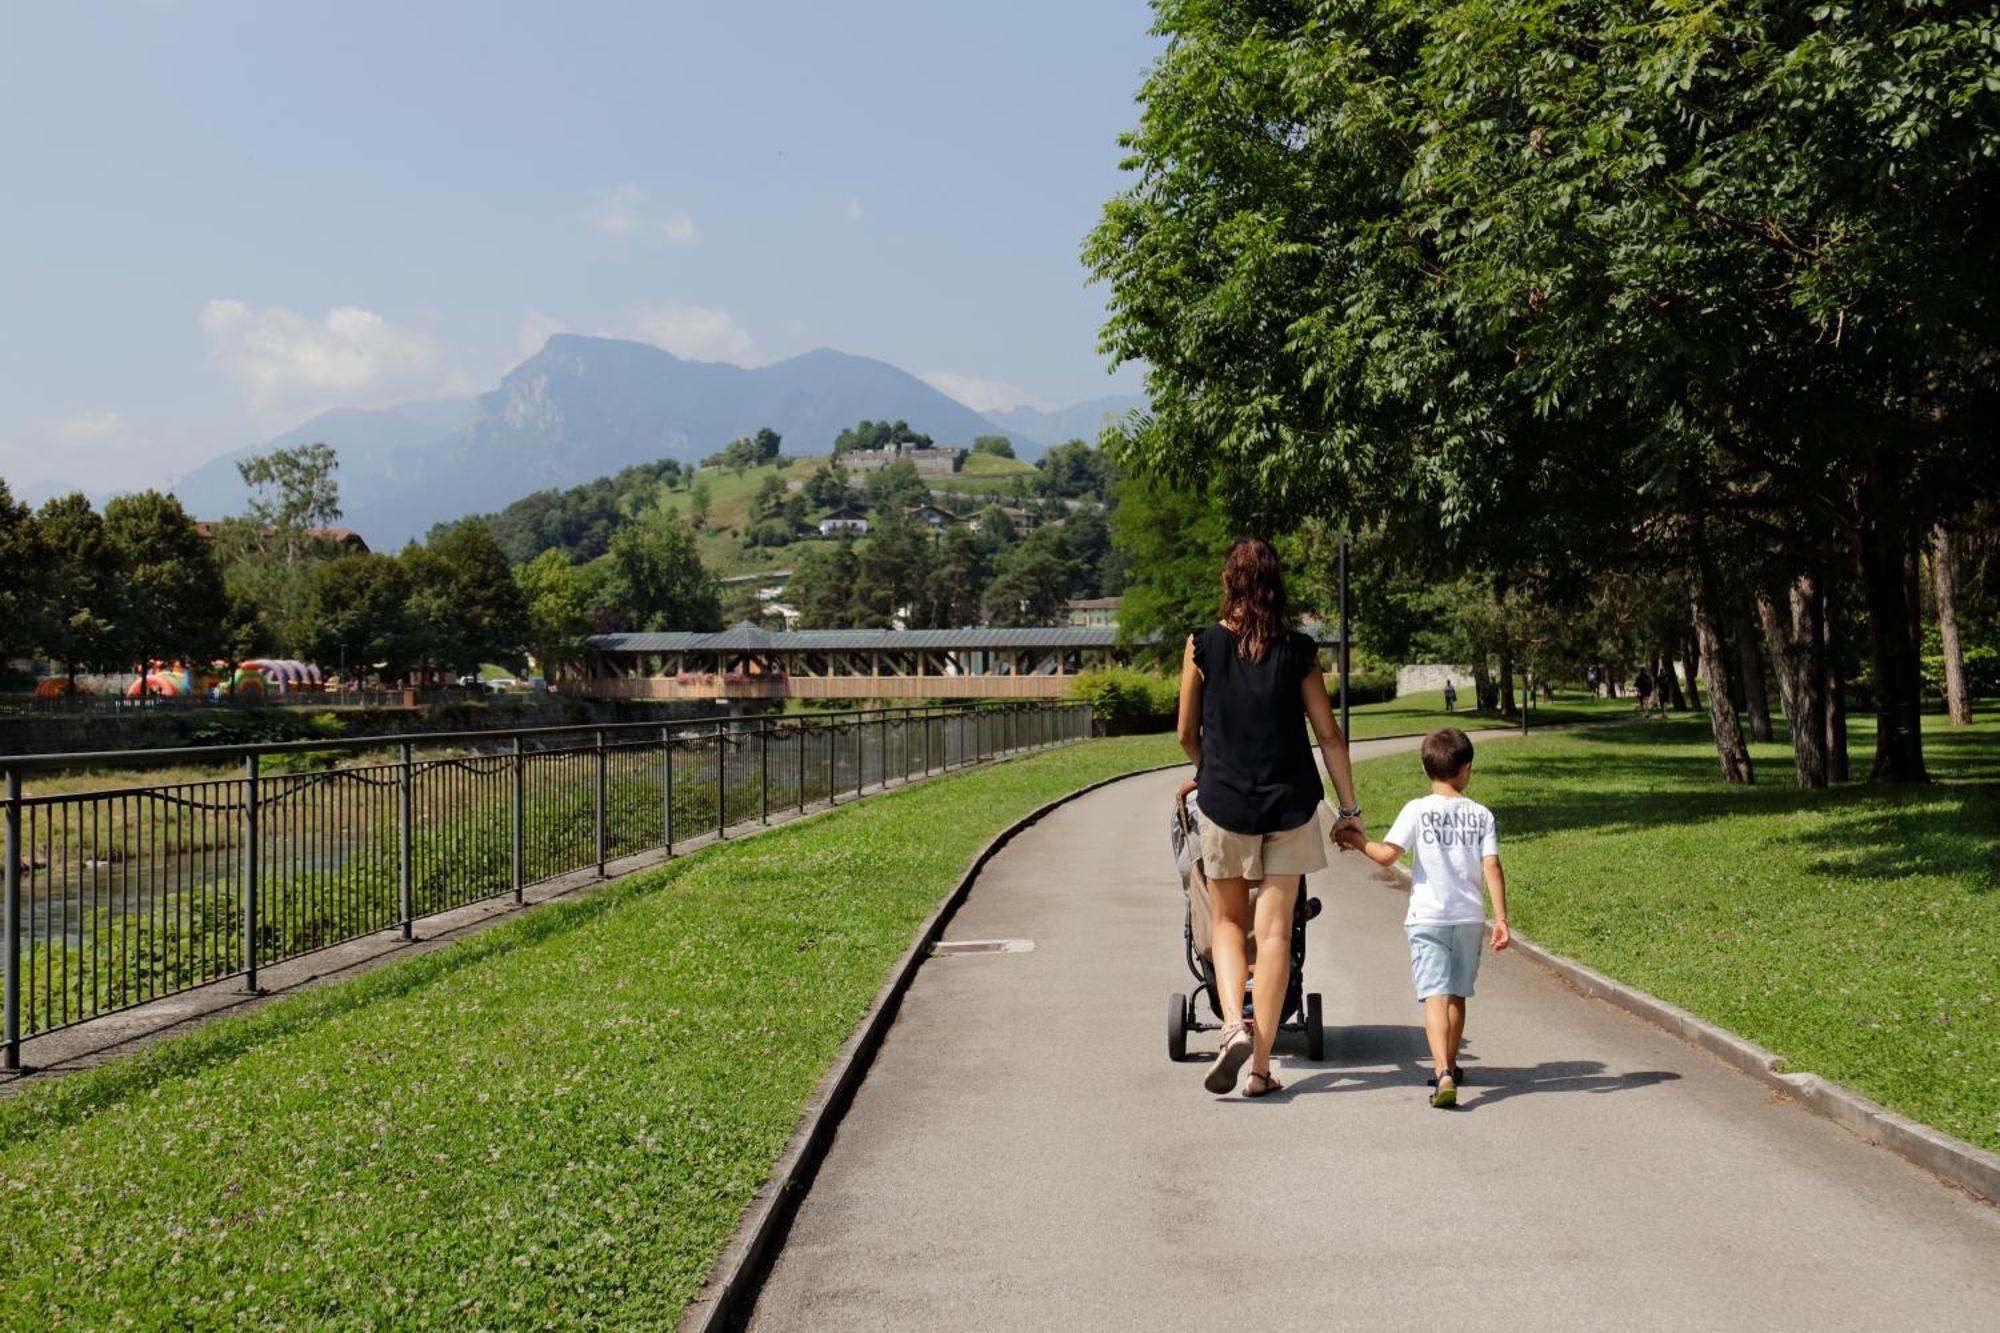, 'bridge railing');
0,700,1093,1067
